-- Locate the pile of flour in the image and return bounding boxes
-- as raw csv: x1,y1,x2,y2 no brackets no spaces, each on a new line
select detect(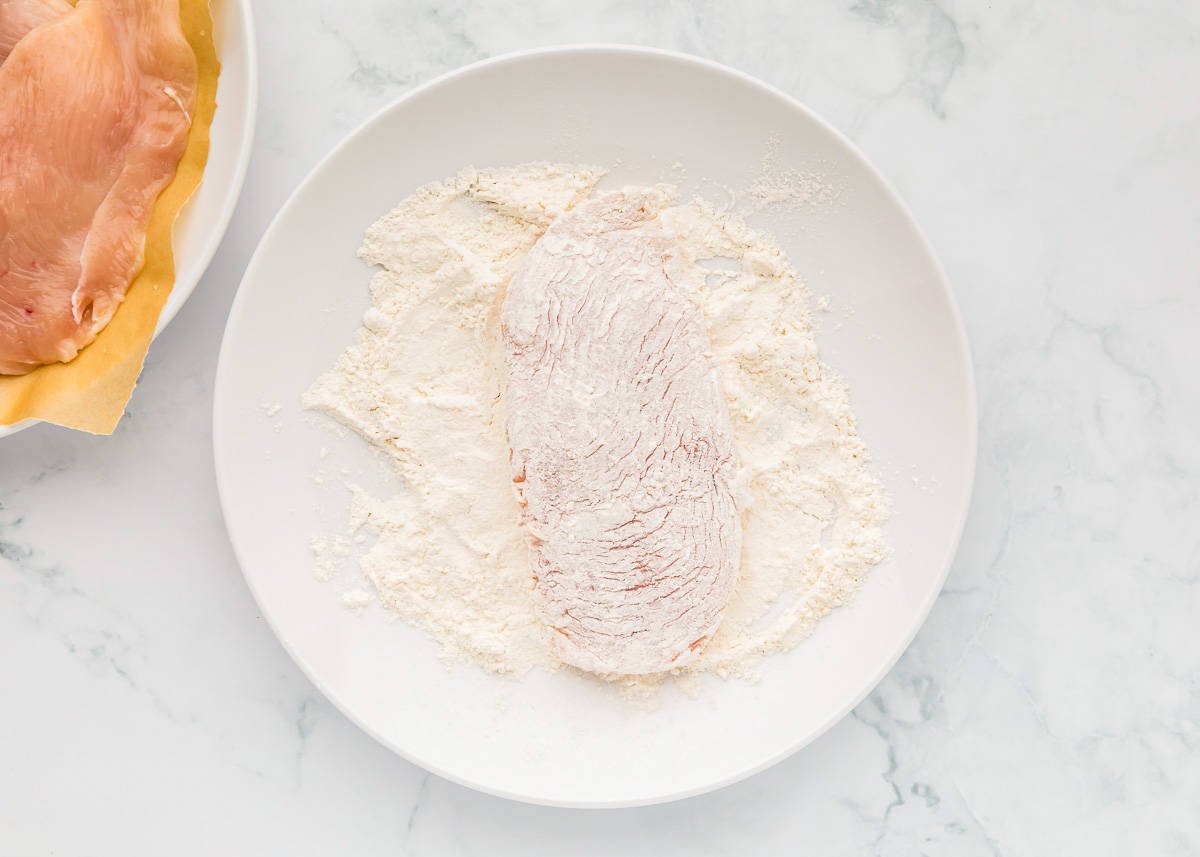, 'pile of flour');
303,163,890,684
